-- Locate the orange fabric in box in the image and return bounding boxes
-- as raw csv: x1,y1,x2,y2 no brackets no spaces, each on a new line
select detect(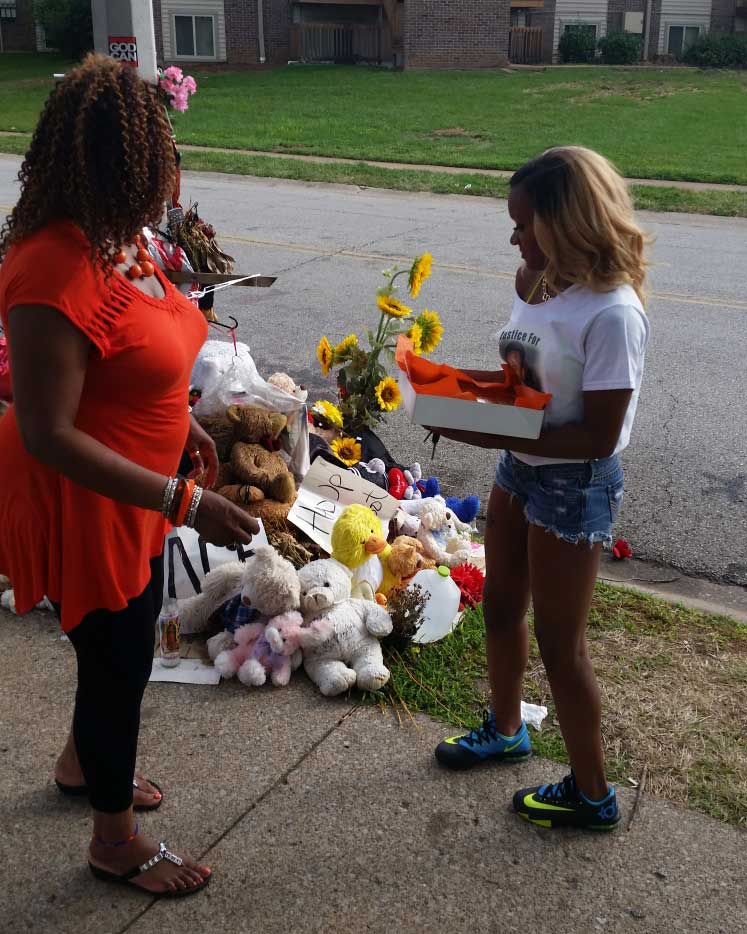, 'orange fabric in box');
396,336,551,411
